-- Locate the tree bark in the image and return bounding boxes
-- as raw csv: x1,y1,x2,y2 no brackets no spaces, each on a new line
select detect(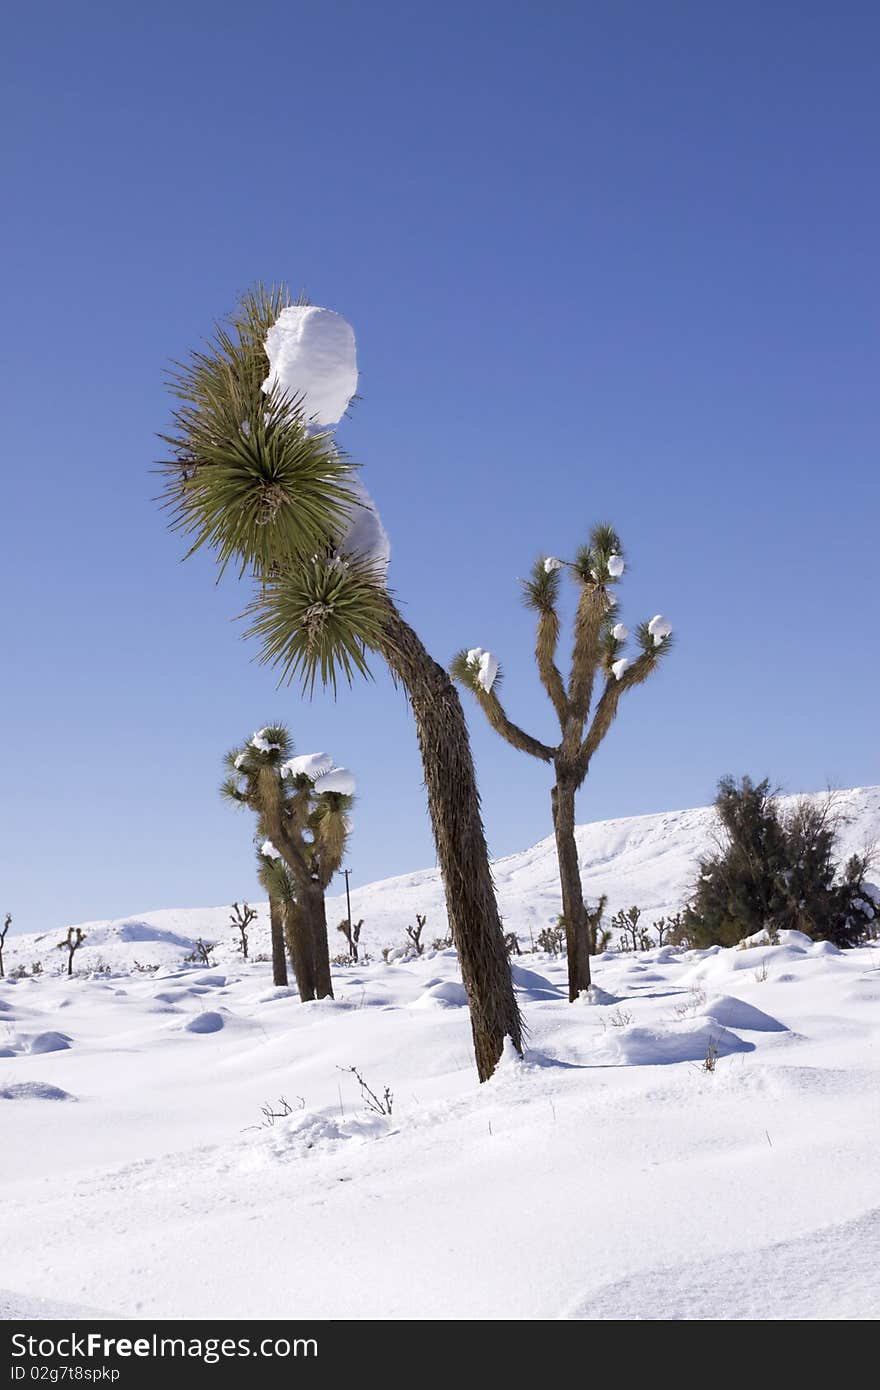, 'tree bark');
551,775,591,1000
306,882,334,1000
378,603,522,1081
283,901,316,1002
268,893,289,987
